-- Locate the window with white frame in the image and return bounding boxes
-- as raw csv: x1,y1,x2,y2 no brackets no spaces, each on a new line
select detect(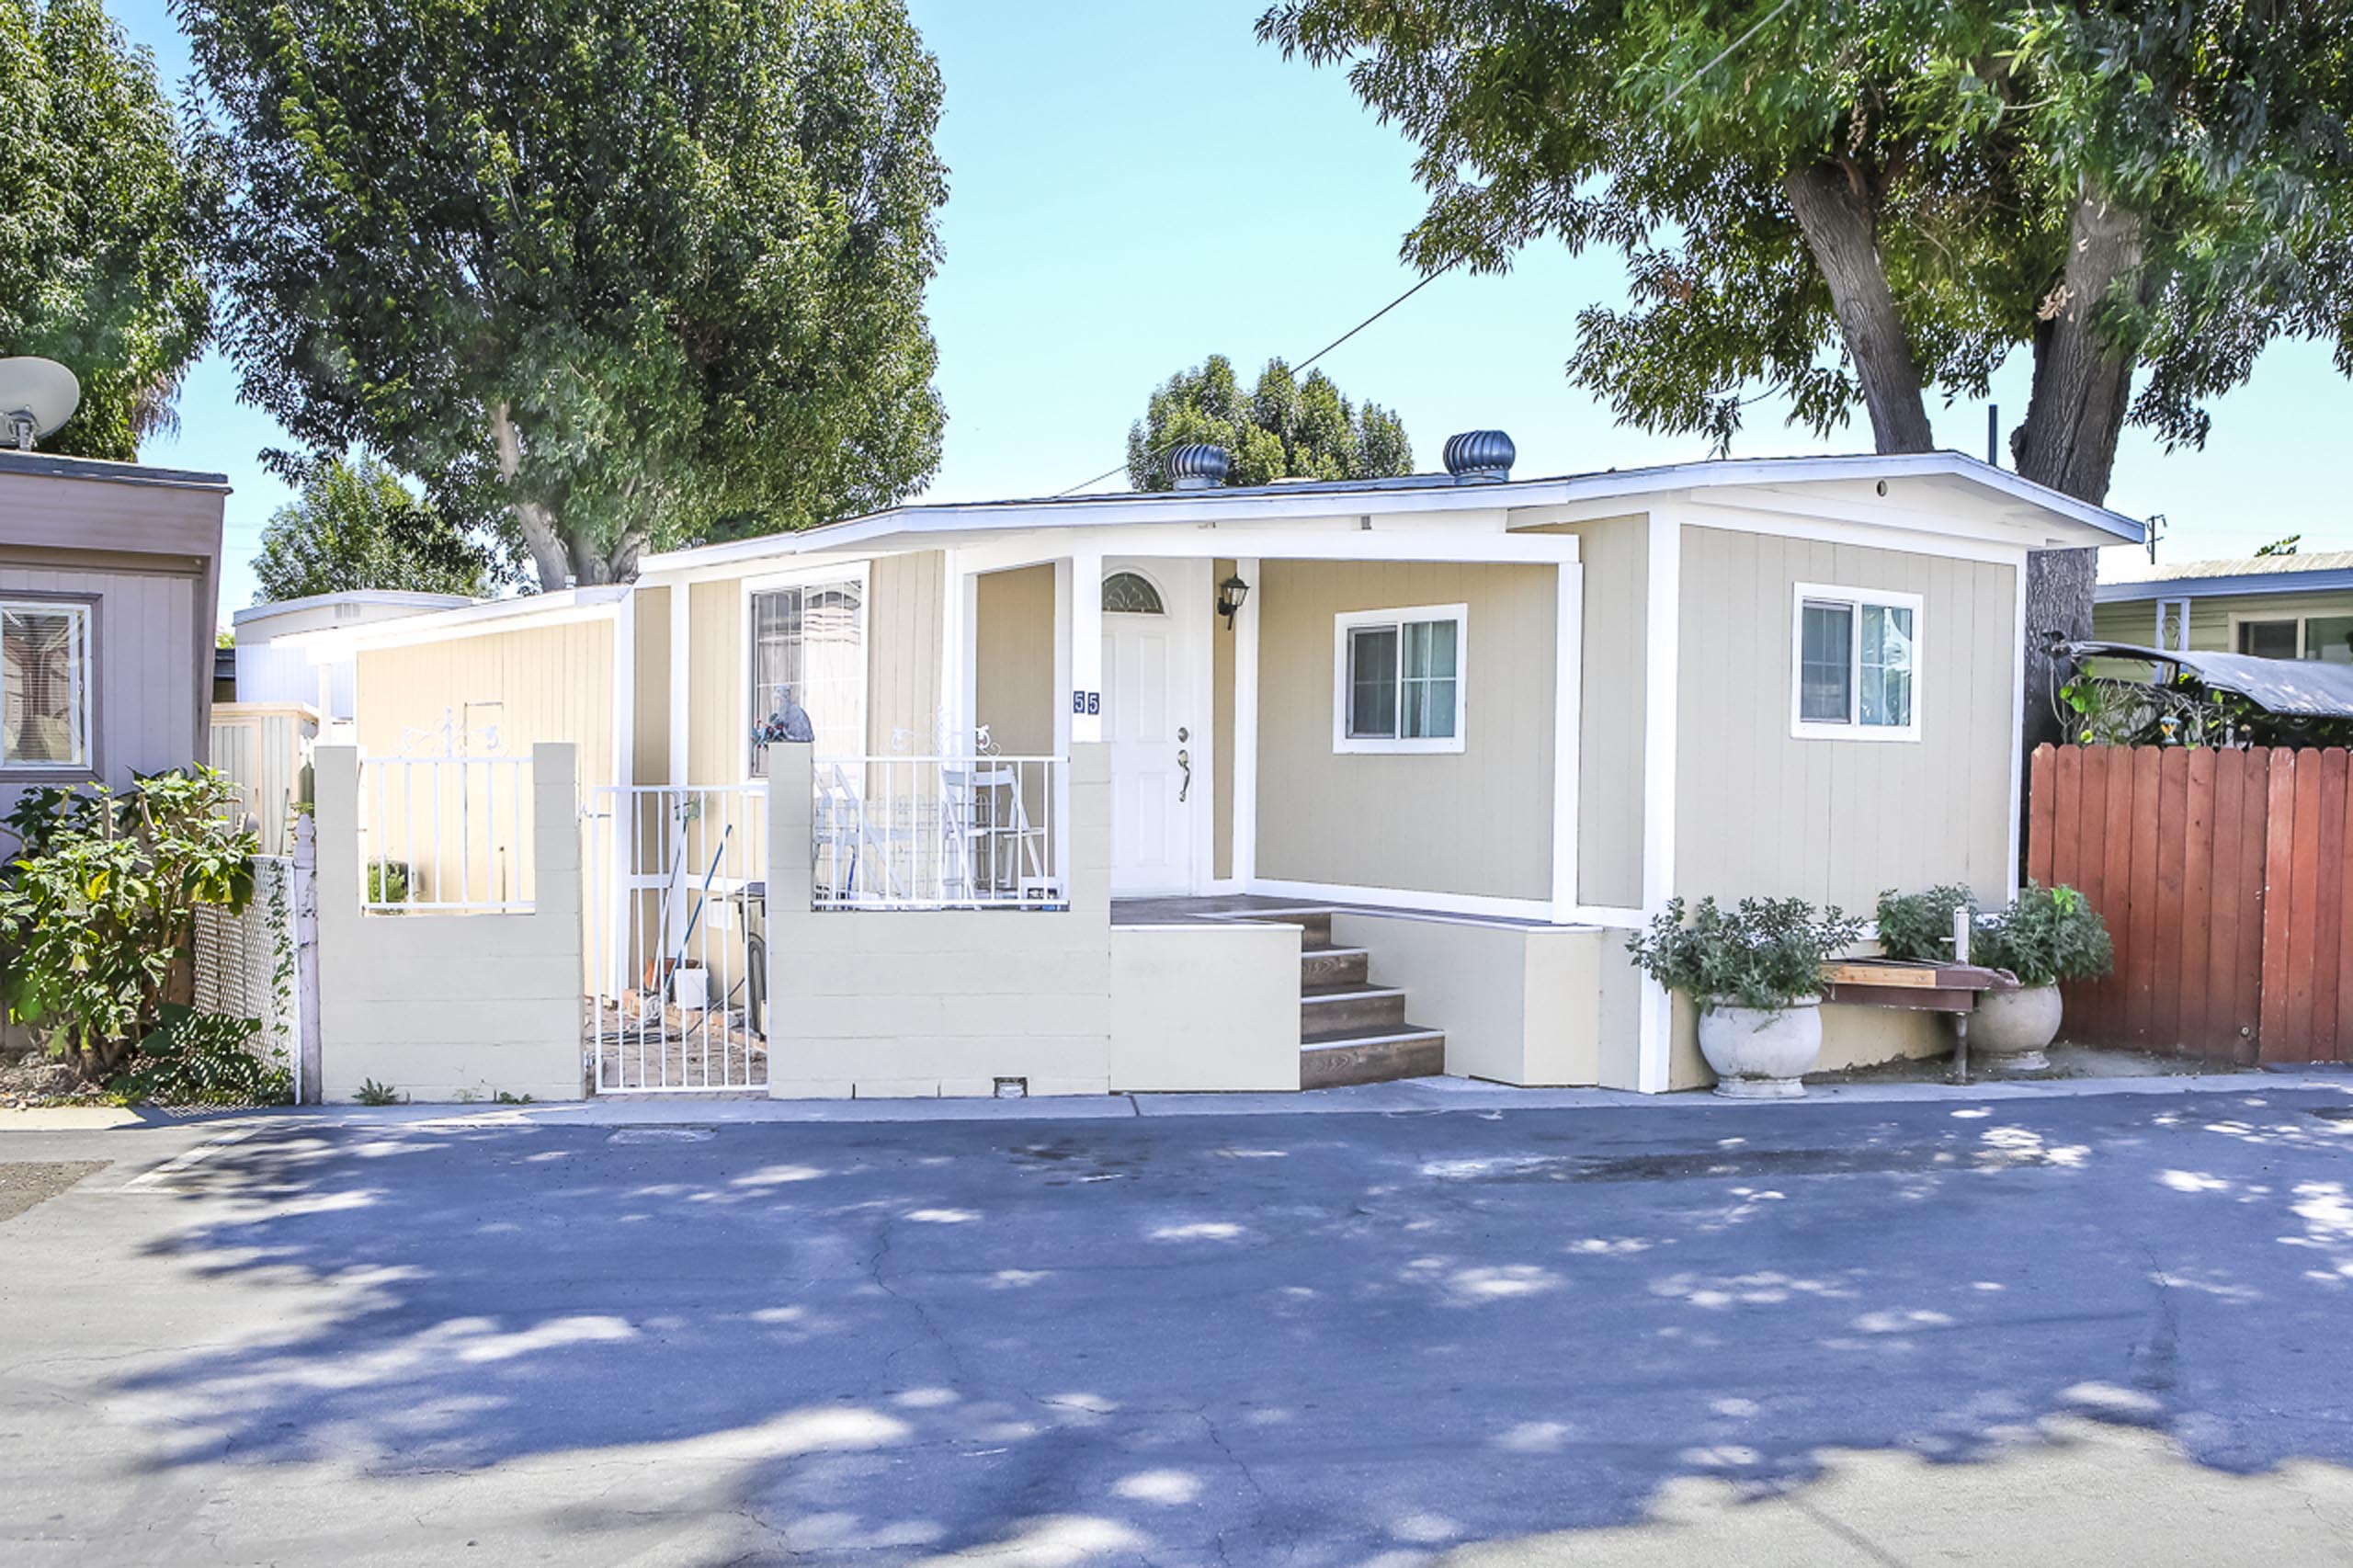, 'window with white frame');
1791,584,1921,740
1,598,92,771
748,576,865,774
1334,604,1466,754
